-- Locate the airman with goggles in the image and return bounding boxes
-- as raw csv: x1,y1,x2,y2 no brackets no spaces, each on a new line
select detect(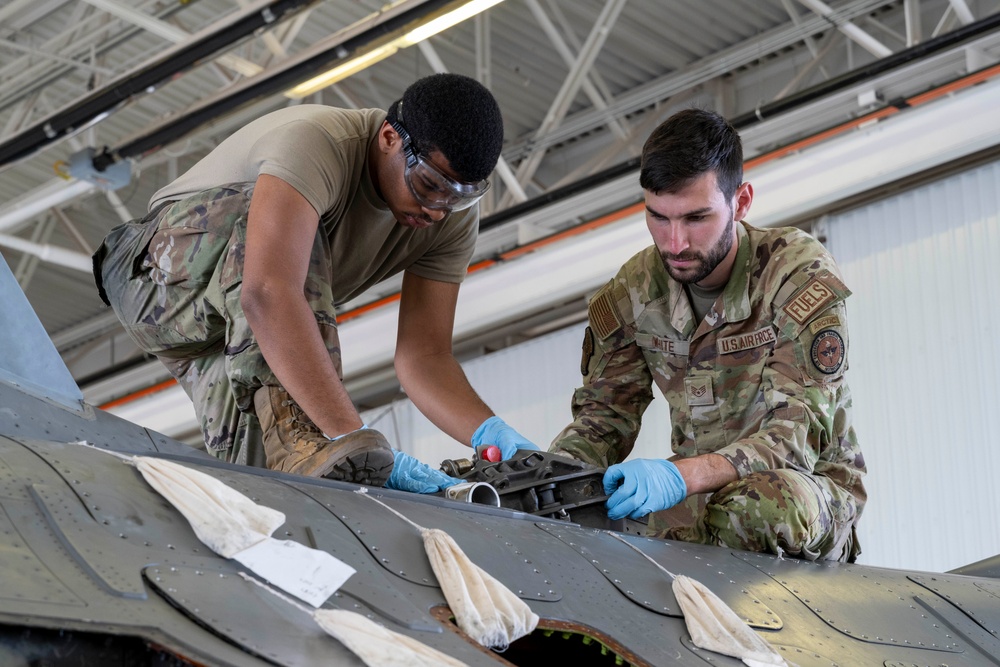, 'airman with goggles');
388,100,490,212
